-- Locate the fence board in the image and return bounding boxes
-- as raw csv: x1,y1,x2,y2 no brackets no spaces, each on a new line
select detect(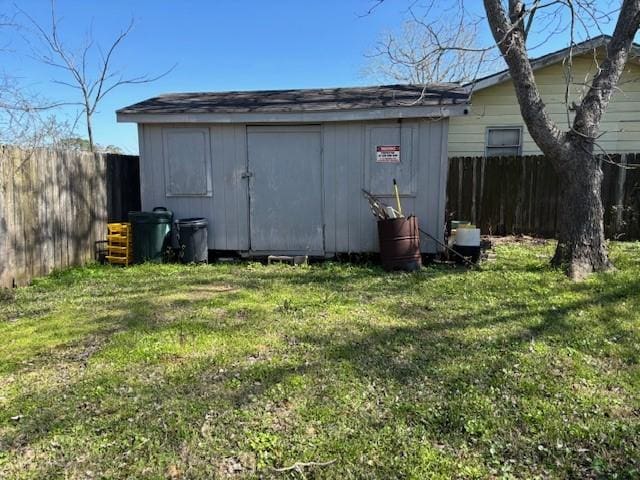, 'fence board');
448,154,639,240
0,147,13,287
623,153,640,240
0,148,140,288
58,149,70,269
